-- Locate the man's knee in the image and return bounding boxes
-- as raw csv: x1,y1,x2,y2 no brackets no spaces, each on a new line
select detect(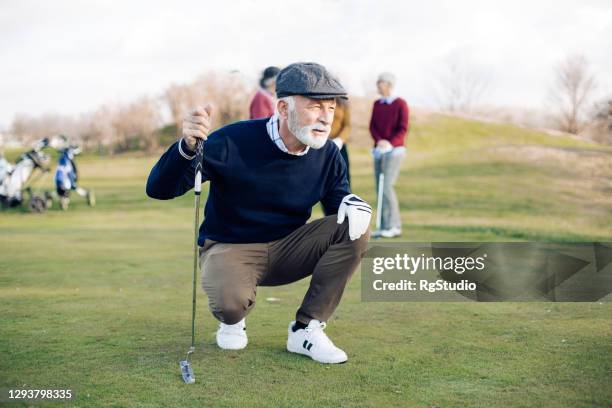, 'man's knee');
210,296,254,325
202,271,256,325
200,243,262,325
